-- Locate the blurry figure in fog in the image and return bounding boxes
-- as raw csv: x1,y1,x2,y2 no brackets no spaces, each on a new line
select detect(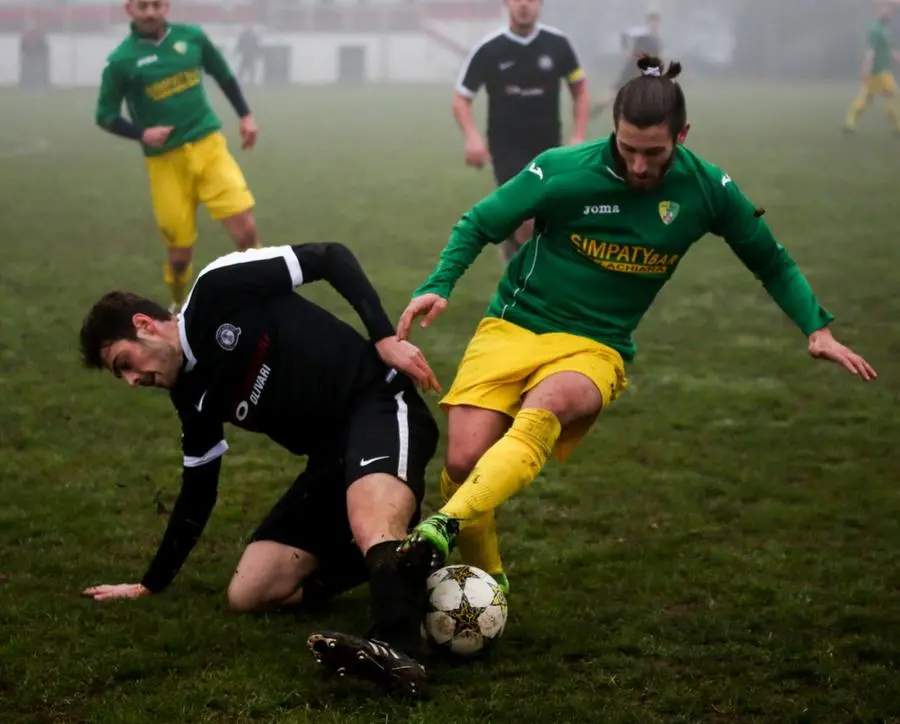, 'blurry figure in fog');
844,1,900,134
19,19,50,90
236,24,262,85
